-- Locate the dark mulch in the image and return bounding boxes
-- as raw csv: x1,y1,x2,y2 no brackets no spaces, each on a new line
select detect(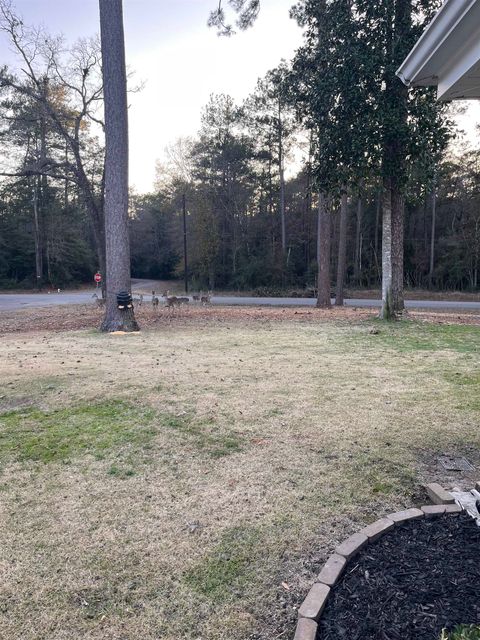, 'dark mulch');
317,514,480,640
